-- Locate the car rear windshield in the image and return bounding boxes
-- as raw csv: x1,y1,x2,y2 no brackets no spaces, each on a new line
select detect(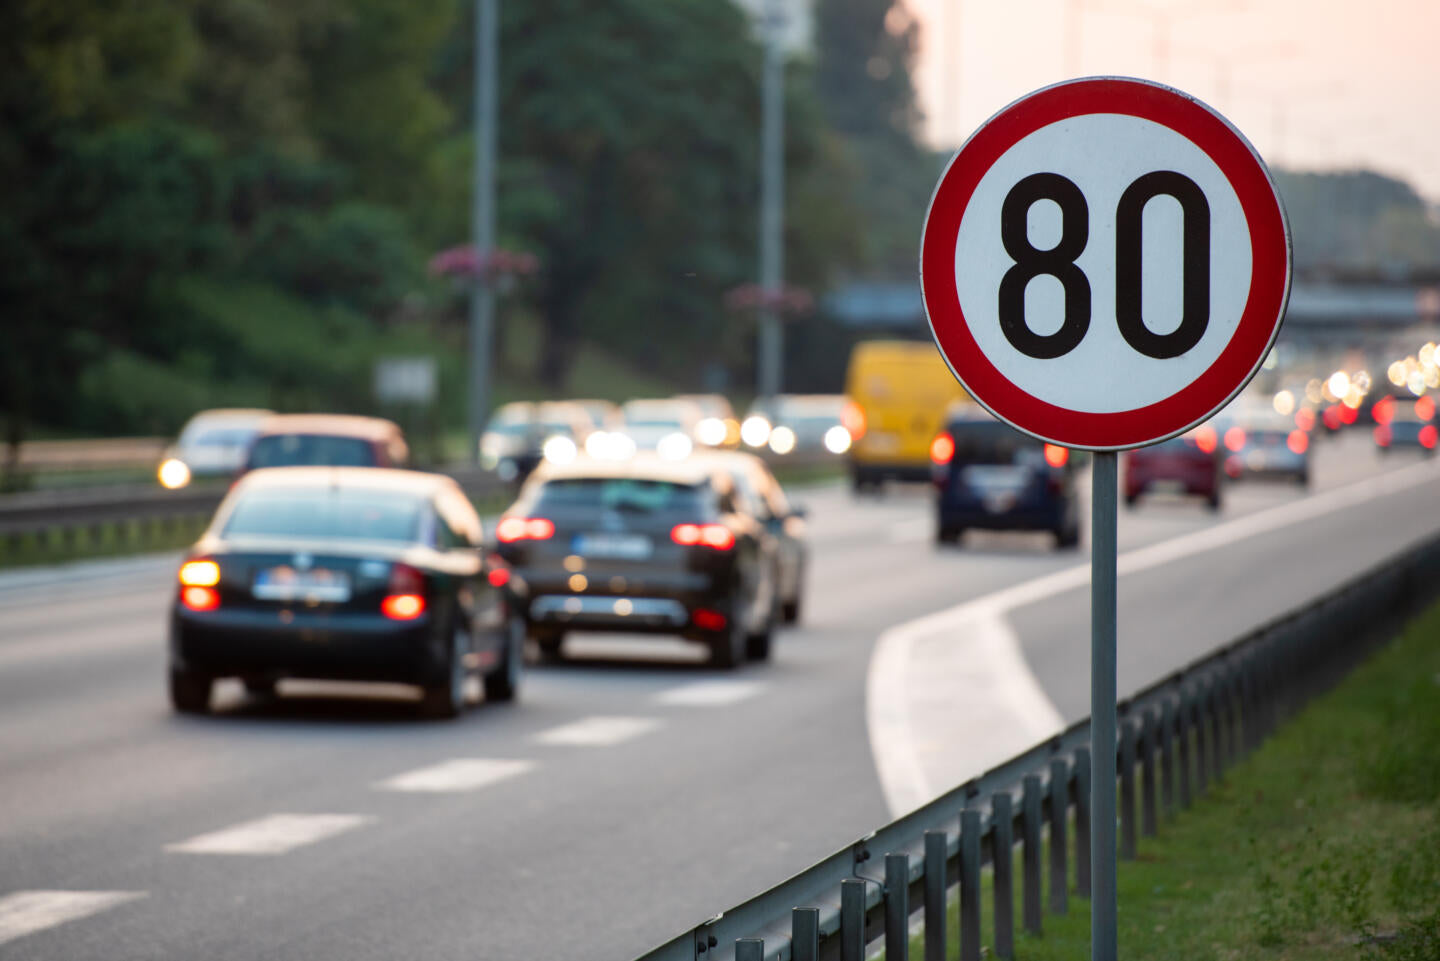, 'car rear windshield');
248,434,374,468
947,421,1045,466
530,478,710,515
223,488,425,542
